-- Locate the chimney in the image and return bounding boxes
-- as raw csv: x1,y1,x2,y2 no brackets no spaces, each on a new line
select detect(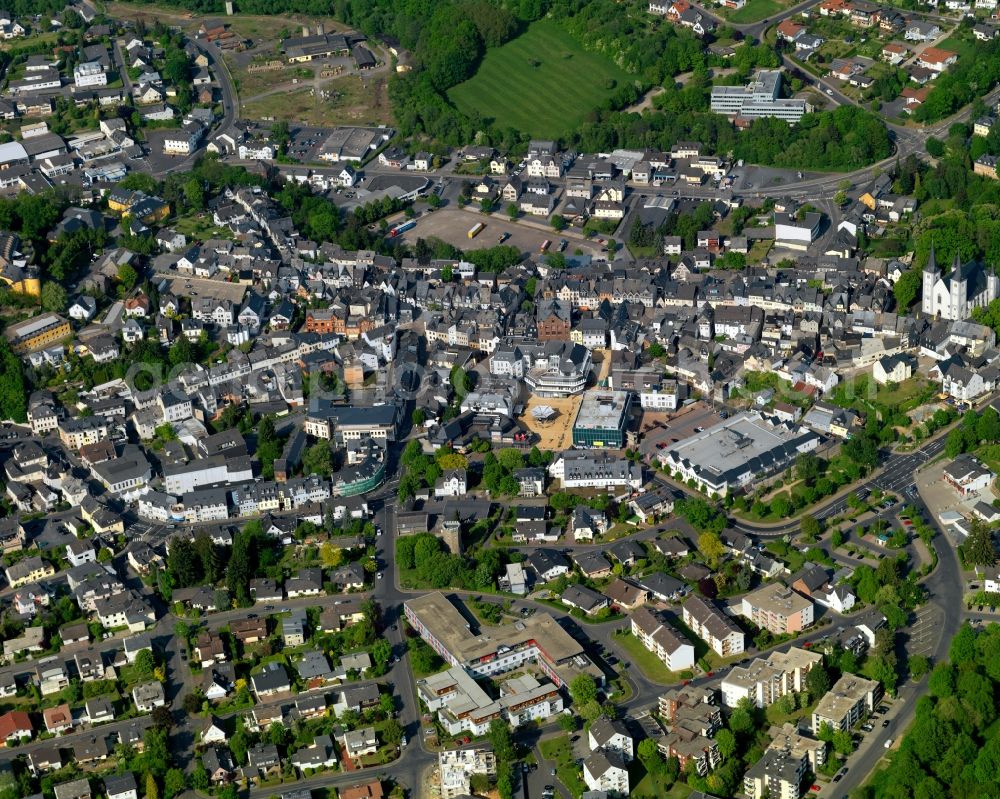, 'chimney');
316,22,325,35
302,25,310,37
